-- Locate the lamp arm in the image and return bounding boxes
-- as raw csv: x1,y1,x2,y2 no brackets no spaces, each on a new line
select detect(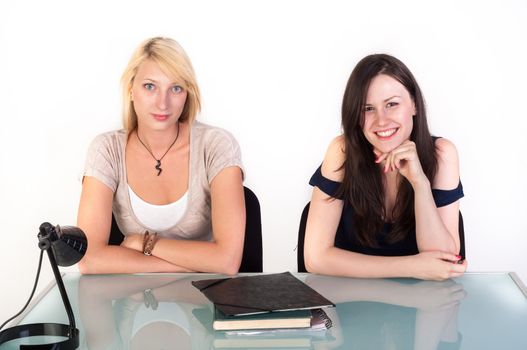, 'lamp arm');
46,248,76,331
0,236,80,349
